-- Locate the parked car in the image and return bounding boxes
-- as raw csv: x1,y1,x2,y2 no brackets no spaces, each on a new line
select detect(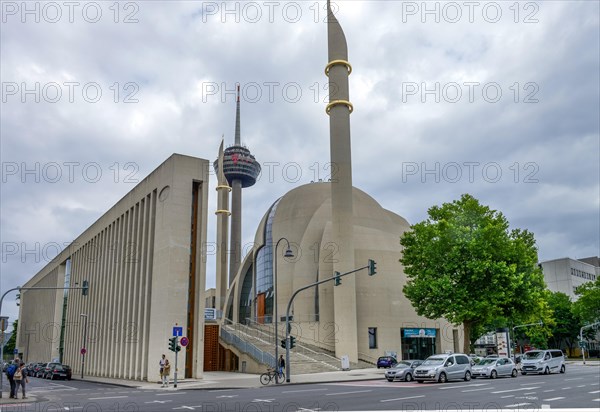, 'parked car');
62,364,72,380
35,363,48,378
414,353,472,383
46,364,68,380
41,362,62,379
472,357,518,379
485,354,499,358
376,356,397,369
521,349,565,375
385,360,423,382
